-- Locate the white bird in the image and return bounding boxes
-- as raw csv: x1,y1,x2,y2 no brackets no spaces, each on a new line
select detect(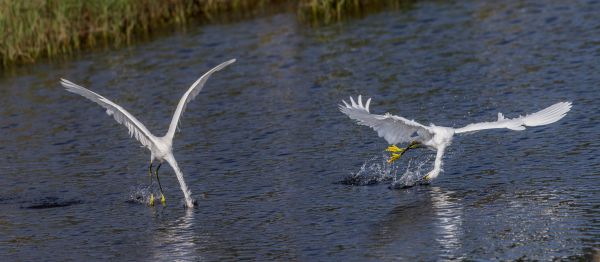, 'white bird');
340,95,572,182
61,59,236,208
